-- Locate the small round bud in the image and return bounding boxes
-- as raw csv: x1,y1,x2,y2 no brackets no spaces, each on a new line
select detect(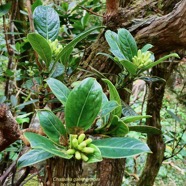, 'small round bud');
78,141,87,150
82,147,94,154
75,151,81,160
84,138,92,145
72,138,78,148
81,153,89,162
66,149,75,155
78,134,86,144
